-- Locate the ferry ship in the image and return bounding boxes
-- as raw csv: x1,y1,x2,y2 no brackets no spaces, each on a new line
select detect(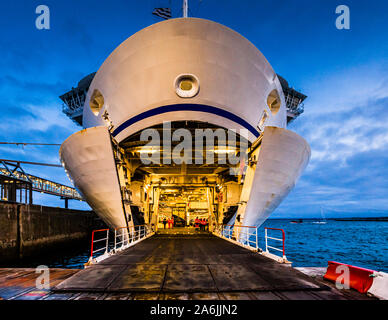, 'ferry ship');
59,4,310,232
